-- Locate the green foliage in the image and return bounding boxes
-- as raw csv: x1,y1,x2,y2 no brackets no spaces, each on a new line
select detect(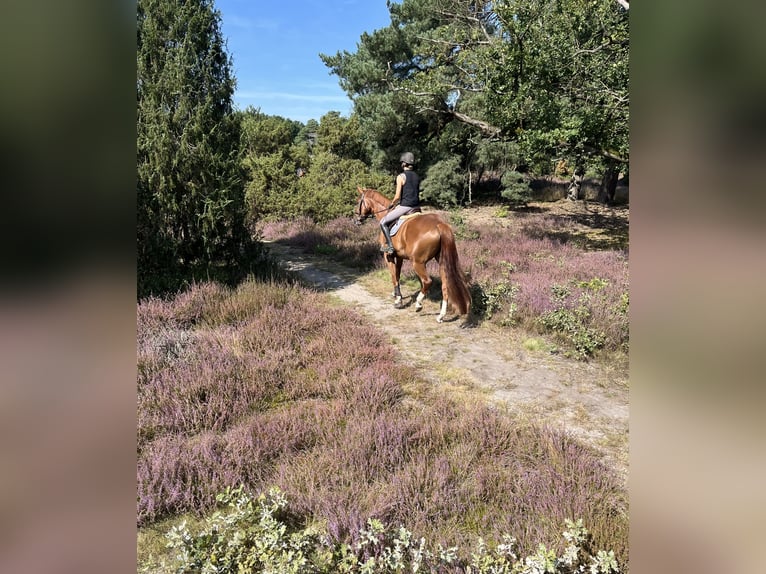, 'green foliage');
469,253,521,325
322,0,628,188
164,487,621,574
490,0,629,171
239,110,390,224
500,170,533,206
540,283,608,360
577,278,609,292
239,107,302,156
244,149,302,223
237,104,396,224
619,291,629,315
297,152,389,222
137,0,251,296
316,111,368,162
421,155,466,207
474,140,526,175
166,486,323,574
472,281,519,325
522,338,545,352
448,210,479,240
